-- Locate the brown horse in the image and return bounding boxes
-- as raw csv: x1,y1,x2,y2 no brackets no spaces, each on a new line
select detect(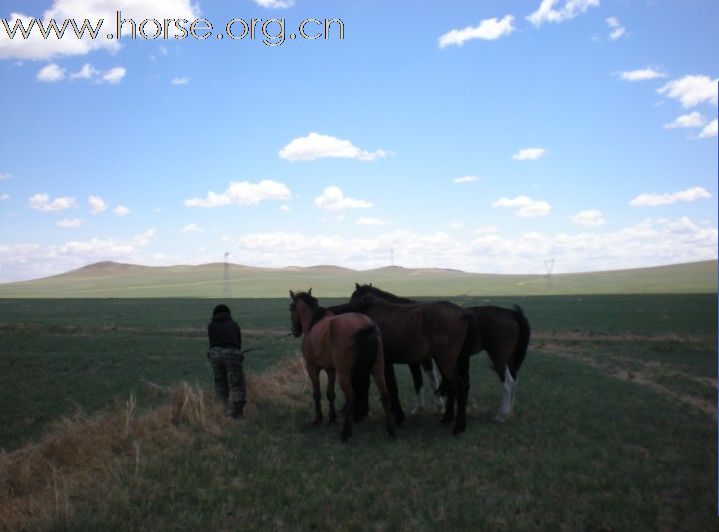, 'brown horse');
465,304,530,422
328,287,476,434
289,289,395,441
352,284,530,422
